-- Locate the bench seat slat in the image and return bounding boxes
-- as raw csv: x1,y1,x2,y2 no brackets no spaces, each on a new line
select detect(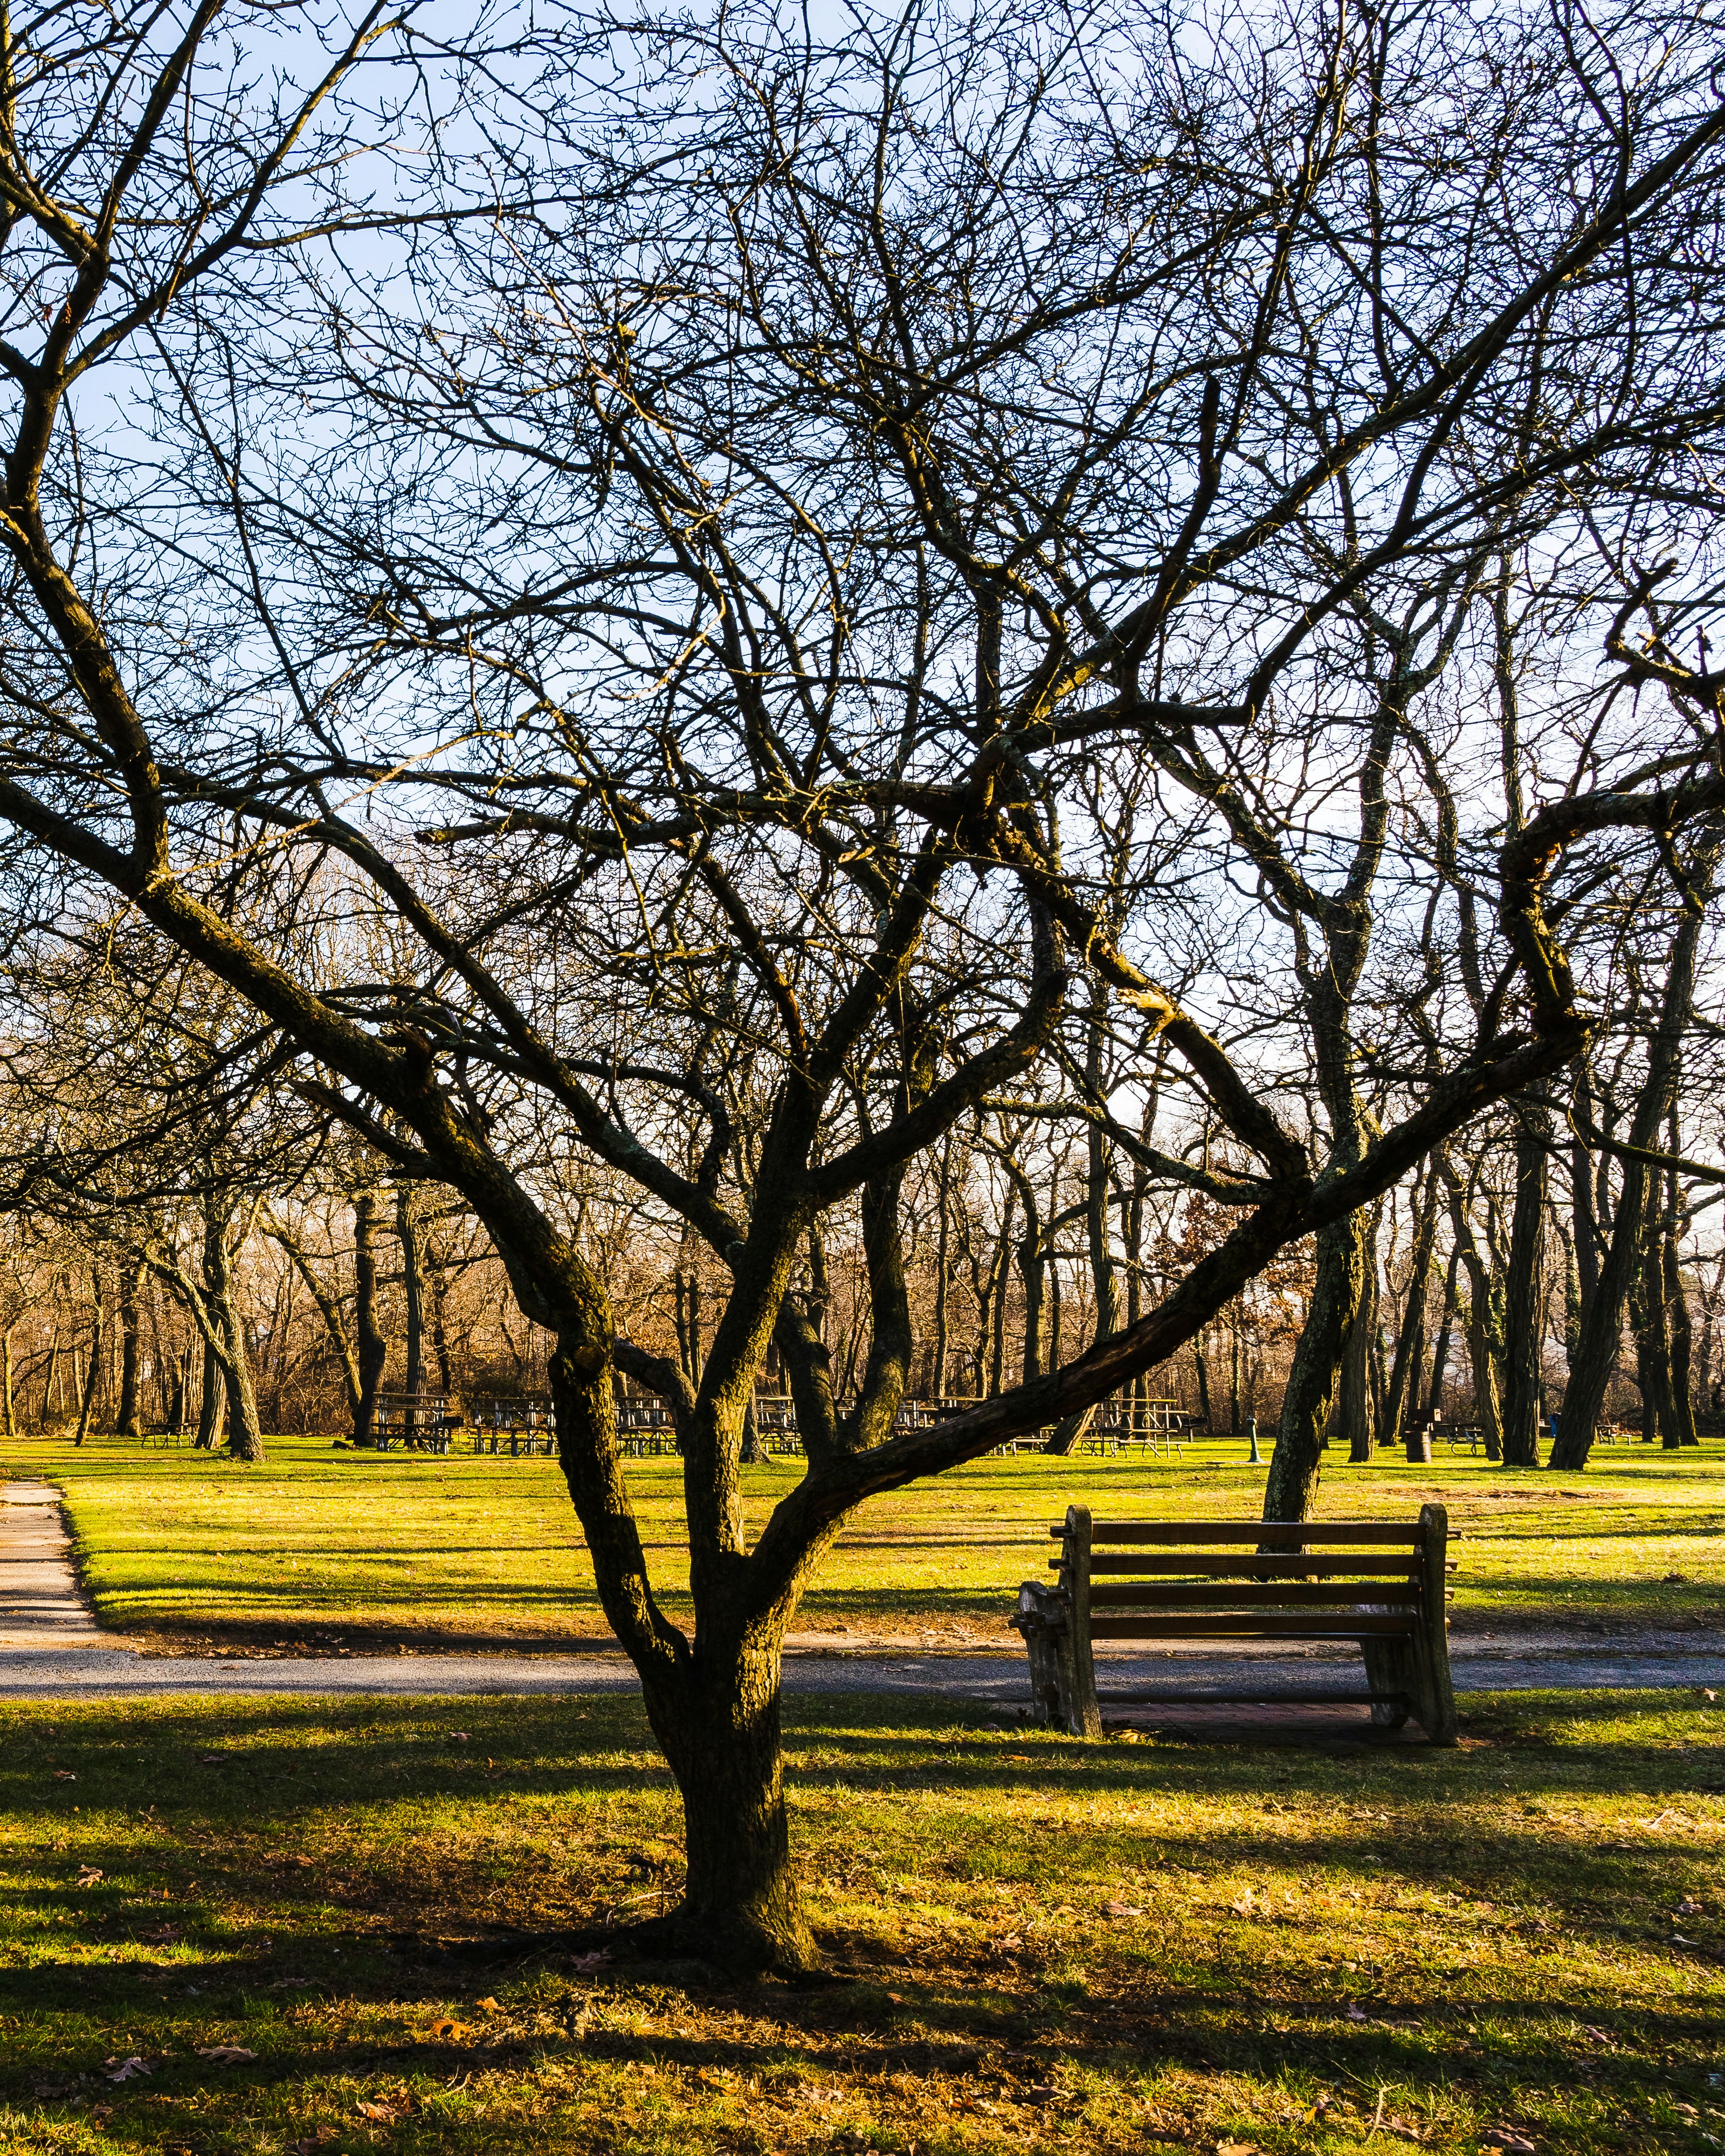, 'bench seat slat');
1054,1521,1424,1546
1085,1581,1422,1609
1089,1615,1418,1639
1081,1554,1420,1578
